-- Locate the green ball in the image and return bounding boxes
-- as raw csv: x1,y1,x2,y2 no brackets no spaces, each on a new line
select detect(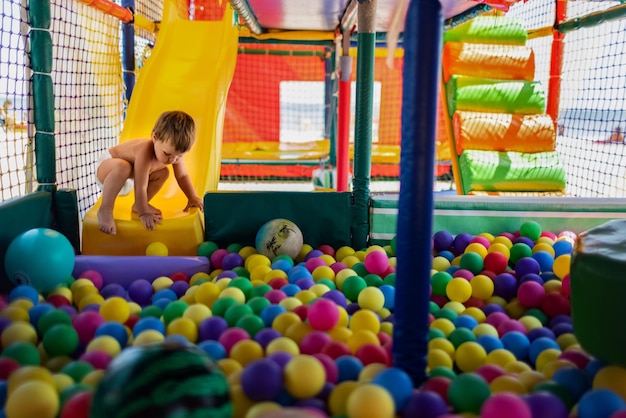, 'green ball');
429,301,441,315
162,301,189,325
351,262,368,277
342,276,367,302
232,266,250,279
429,366,456,379
211,297,238,317
43,324,79,357
224,303,254,327
524,308,549,326
447,373,491,414
519,221,542,241
459,252,484,274
509,243,533,264
61,361,95,383
198,241,219,258
228,277,253,299
430,272,453,297
363,274,384,288
433,307,458,321
226,243,243,253
235,314,265,338
428,328,447,341
60,384,92,408
273,254,295,266
37,309,72,335
249,283,272,299
383,273,396,286
448,327,477,349
140,305,163,319
246,297,271,315
2,341,40,366
316,278,337,290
